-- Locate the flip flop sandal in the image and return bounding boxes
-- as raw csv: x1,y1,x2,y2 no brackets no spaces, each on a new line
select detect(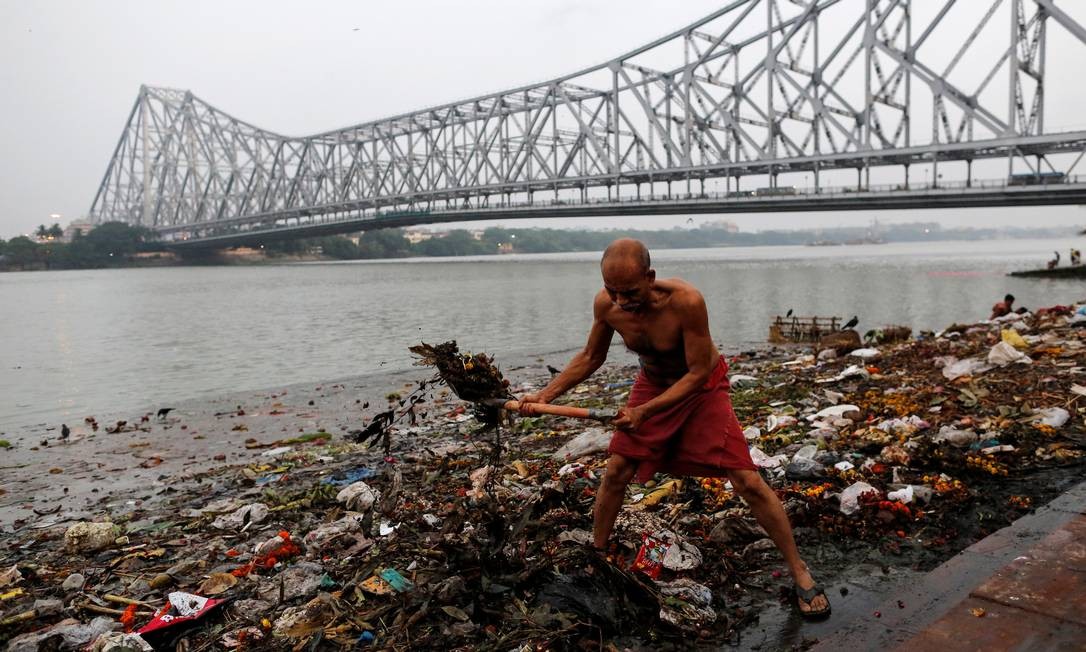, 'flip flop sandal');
795,583,832,619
